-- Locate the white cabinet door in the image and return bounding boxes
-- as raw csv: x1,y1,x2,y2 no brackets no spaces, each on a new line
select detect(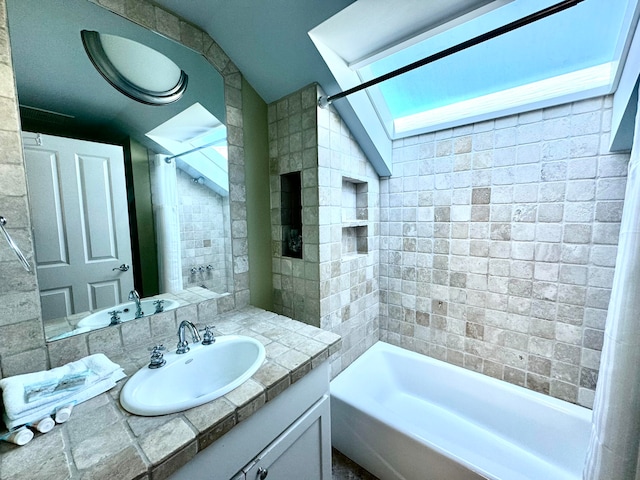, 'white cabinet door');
23,132,134,319
244,396,331,480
